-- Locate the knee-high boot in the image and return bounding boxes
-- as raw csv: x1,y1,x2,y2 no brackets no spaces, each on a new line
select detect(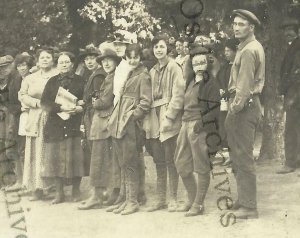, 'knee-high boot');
121,167,139,215
138,152,146,205
167,162,179,212
147,164,167,212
